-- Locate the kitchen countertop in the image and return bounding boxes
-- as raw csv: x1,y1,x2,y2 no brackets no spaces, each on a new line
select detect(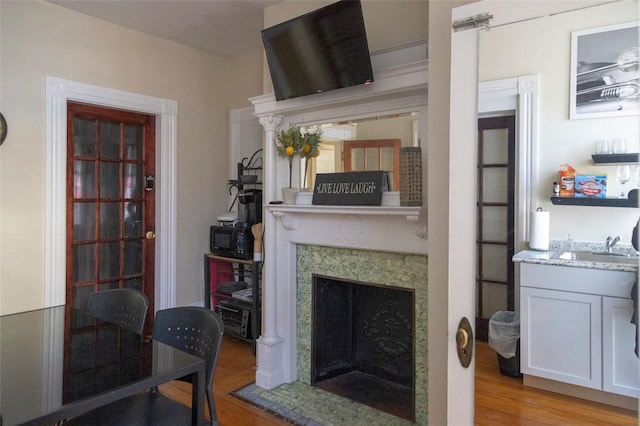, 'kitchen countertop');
513,241,639,273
